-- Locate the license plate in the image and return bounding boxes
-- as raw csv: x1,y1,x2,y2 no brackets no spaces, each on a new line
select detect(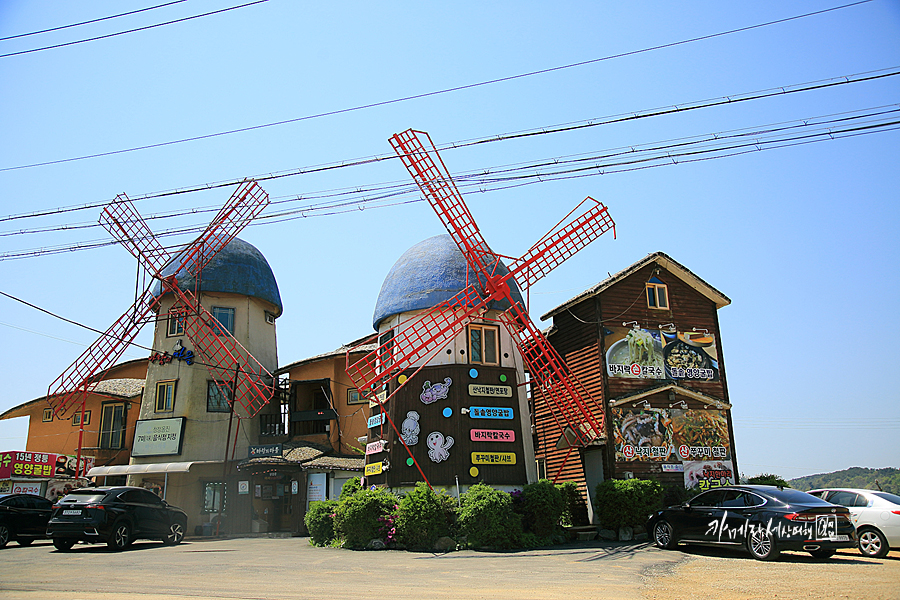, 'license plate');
830,535,849,542
62,509,81,516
